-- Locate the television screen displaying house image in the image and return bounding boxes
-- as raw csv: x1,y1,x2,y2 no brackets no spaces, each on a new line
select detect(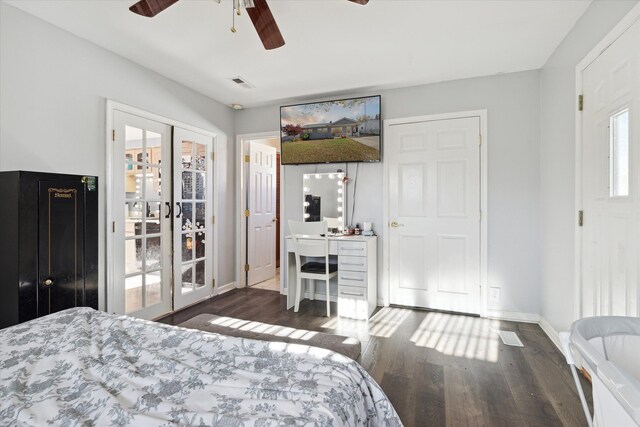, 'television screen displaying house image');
280,95,381,165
